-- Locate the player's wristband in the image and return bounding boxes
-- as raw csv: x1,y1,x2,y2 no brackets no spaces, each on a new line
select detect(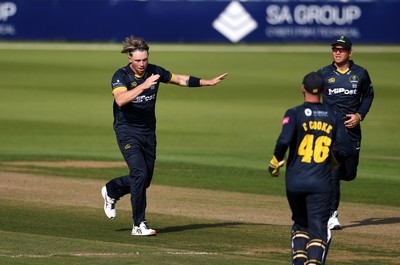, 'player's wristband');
188,76,201,87
356,113,362,121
